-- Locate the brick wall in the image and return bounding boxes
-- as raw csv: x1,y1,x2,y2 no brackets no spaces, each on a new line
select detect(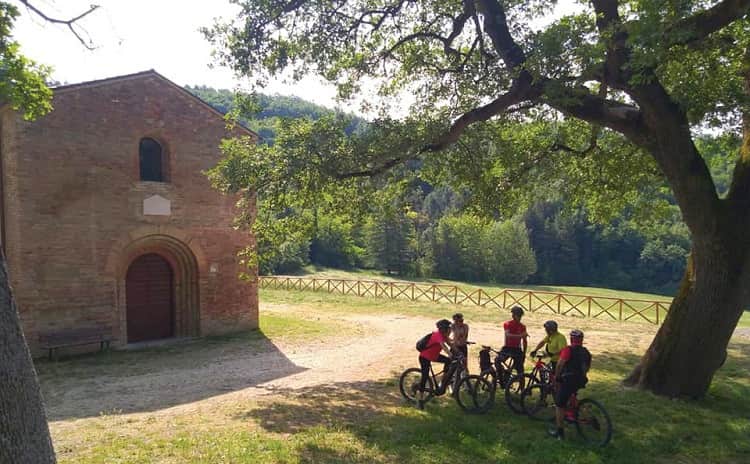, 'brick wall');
0,71,258,354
